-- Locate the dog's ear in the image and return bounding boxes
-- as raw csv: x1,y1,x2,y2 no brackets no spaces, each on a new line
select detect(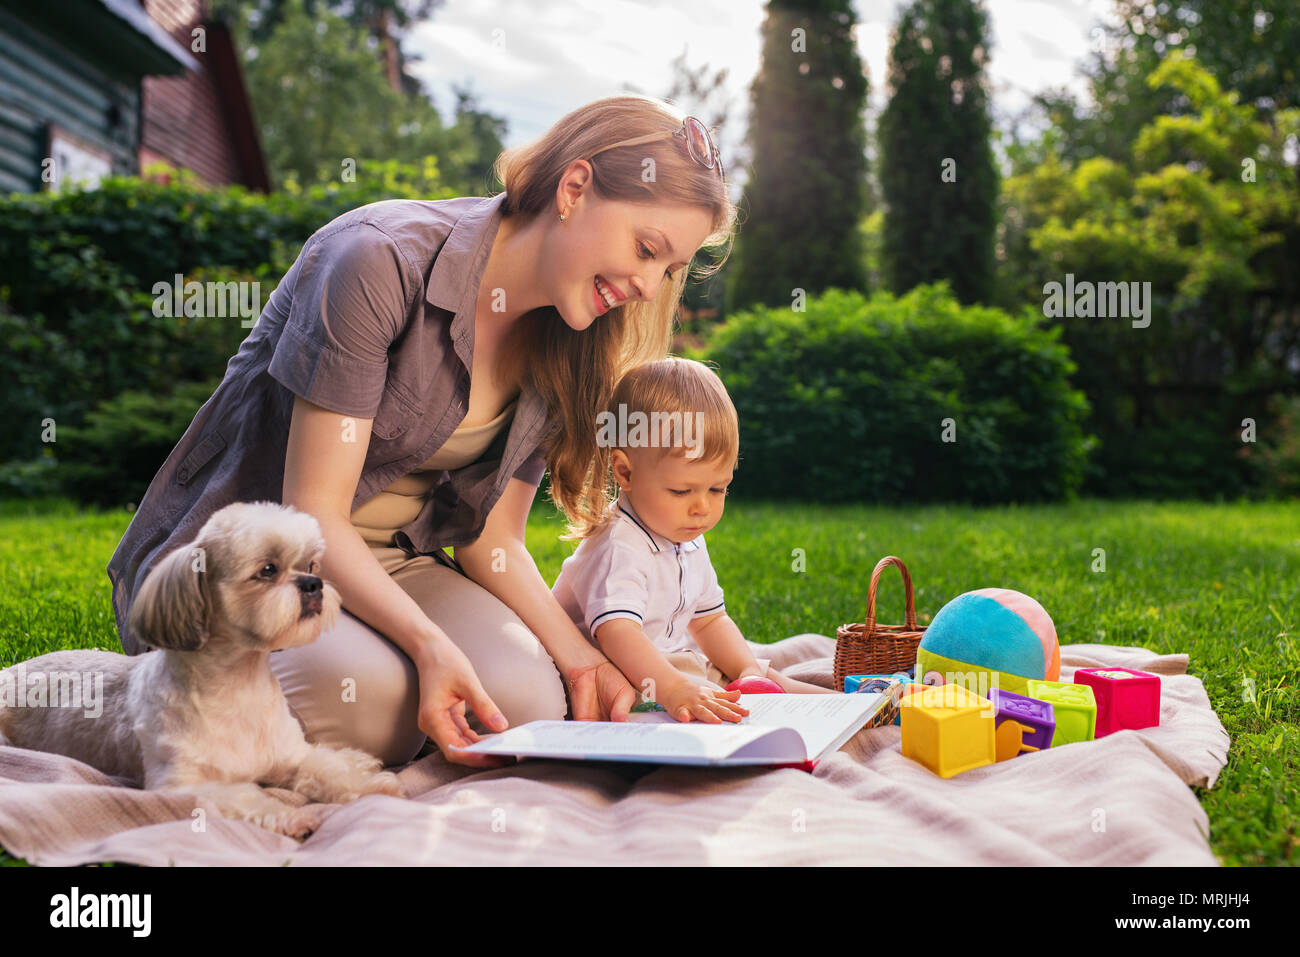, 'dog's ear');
129,541,212,652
